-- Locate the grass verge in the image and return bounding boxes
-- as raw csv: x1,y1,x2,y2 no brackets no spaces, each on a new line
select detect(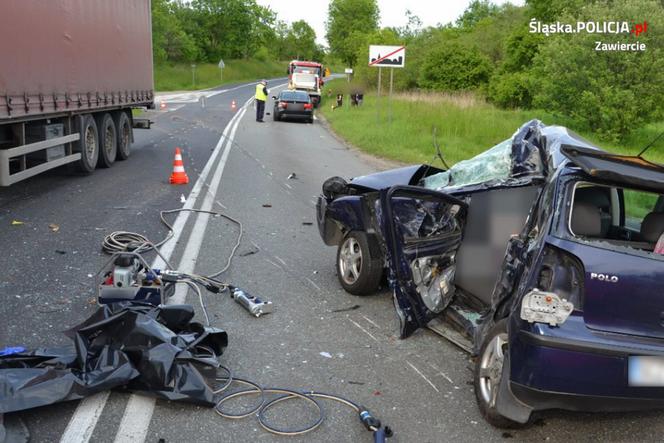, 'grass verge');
154,59,287,91
319,79,664,166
